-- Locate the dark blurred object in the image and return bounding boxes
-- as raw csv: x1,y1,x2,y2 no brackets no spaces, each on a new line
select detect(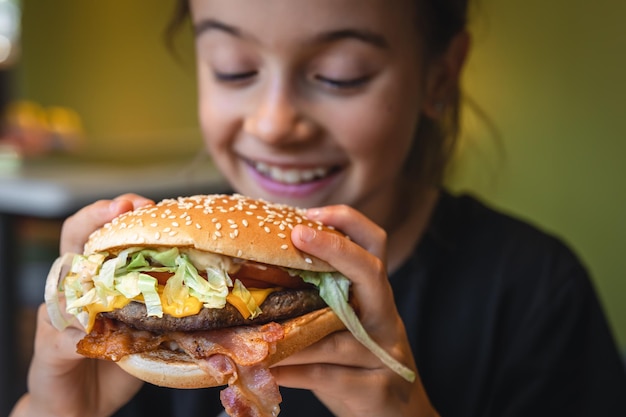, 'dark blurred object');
0,211,18,417
0,1,20,414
